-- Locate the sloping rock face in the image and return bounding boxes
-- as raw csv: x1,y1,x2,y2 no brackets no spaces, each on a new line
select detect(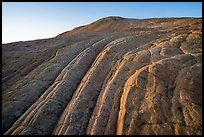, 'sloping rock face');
2,17,202,135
